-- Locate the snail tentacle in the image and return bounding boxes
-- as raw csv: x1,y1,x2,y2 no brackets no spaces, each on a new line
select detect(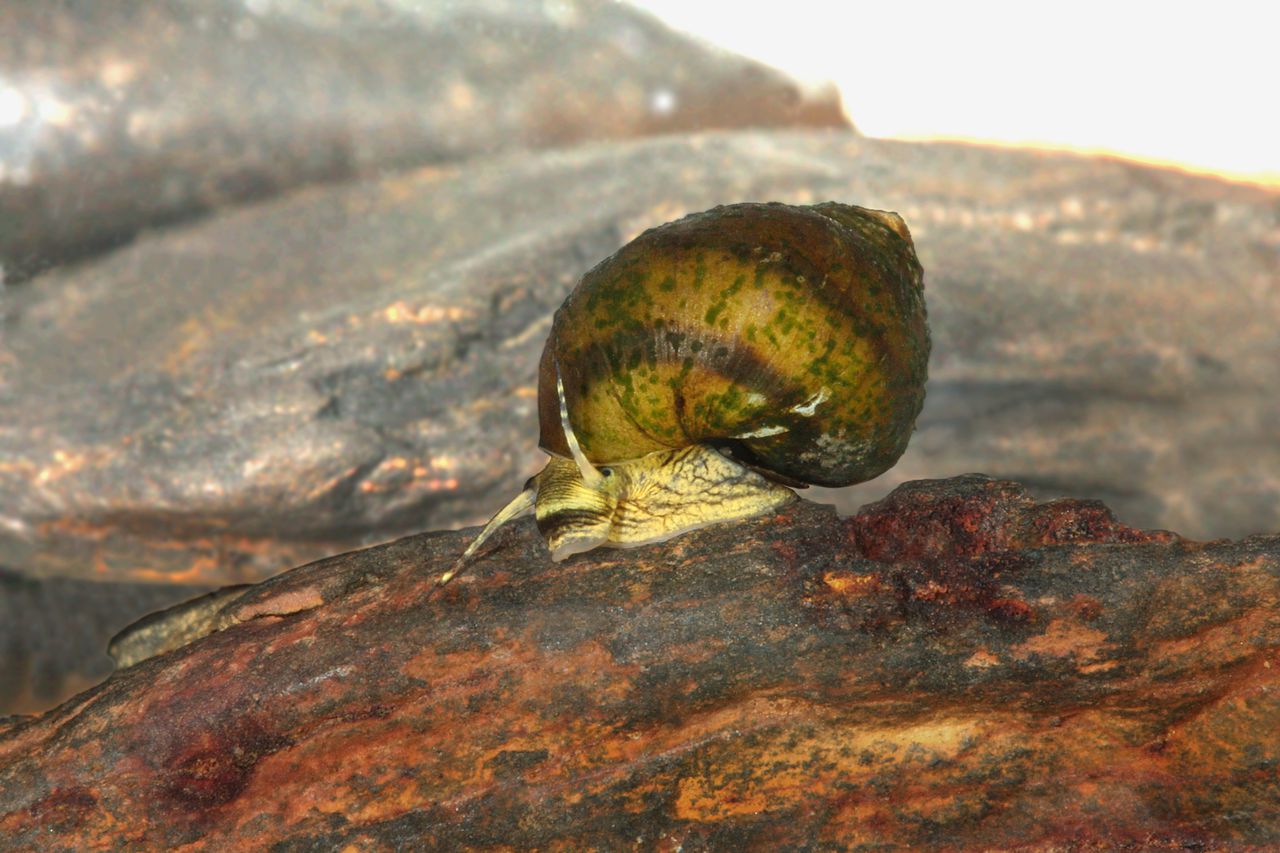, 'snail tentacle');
555,355,602,487
437,485,535,586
